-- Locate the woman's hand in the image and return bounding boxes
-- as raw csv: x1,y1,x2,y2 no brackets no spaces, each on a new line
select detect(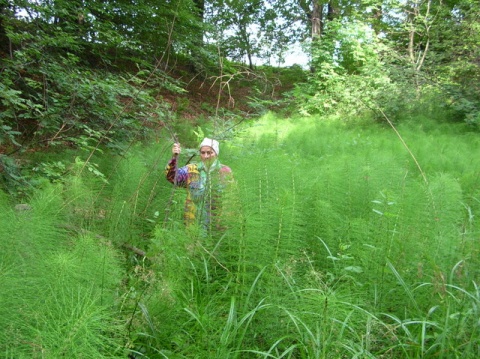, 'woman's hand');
172,143,181,157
